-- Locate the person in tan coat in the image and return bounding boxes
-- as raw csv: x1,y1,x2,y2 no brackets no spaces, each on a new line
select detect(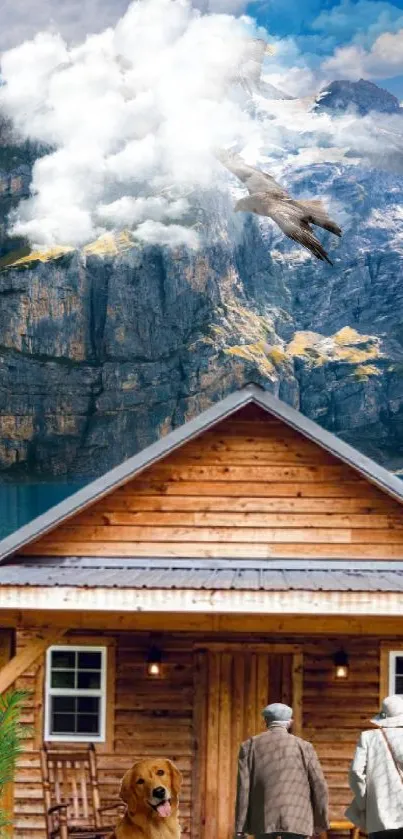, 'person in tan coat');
234,702,329,839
